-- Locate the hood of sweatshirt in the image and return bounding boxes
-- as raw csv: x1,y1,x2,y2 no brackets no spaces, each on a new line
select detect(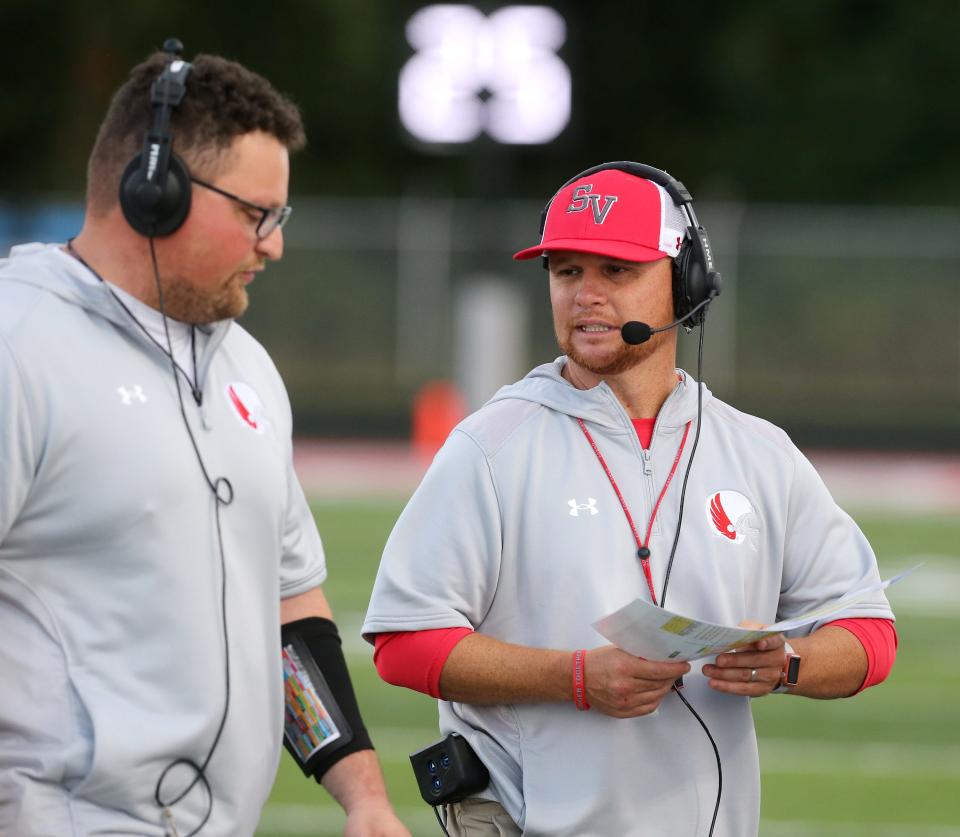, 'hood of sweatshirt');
1,242,231,374
487,356,713,433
